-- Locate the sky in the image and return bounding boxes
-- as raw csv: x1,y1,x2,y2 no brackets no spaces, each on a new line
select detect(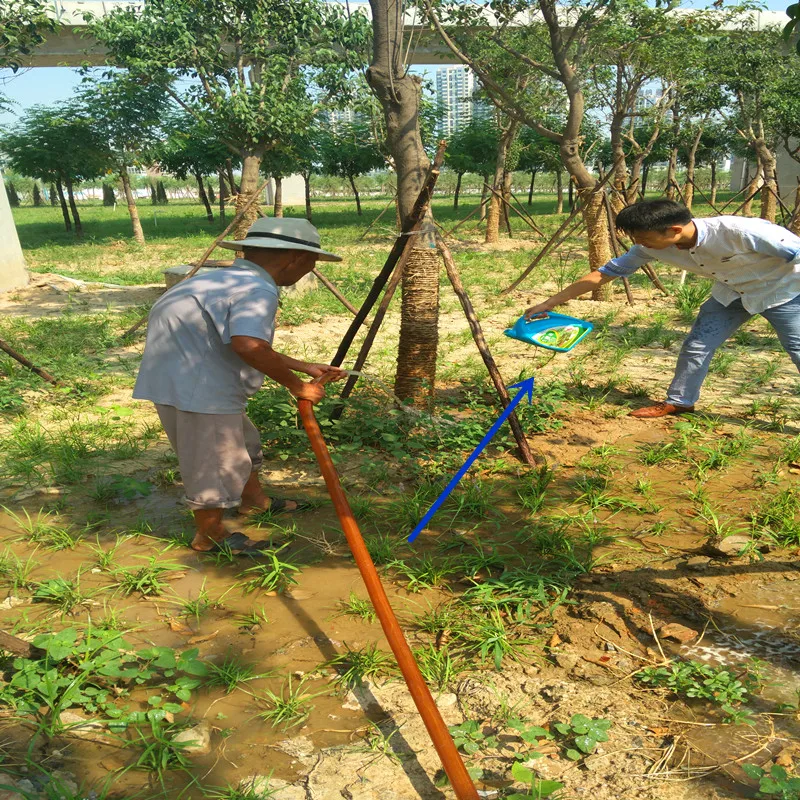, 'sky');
0,0,791,129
